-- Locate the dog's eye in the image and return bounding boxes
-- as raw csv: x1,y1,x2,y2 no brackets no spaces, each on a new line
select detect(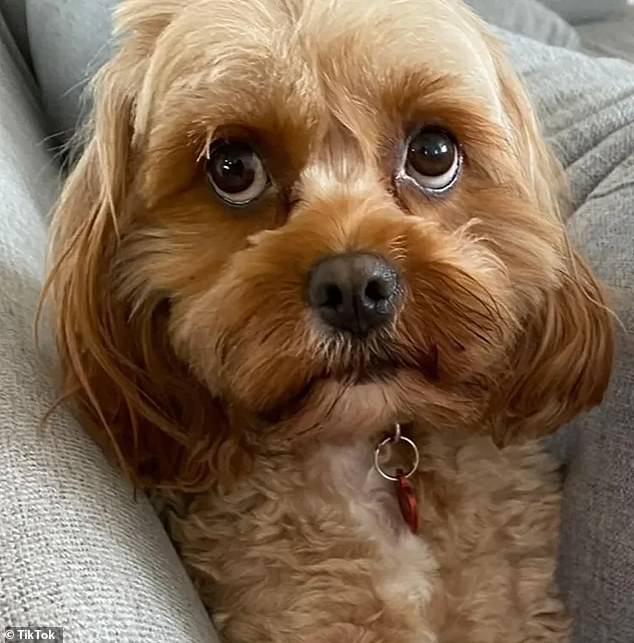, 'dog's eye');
403,127,461,193
205,140,269,206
